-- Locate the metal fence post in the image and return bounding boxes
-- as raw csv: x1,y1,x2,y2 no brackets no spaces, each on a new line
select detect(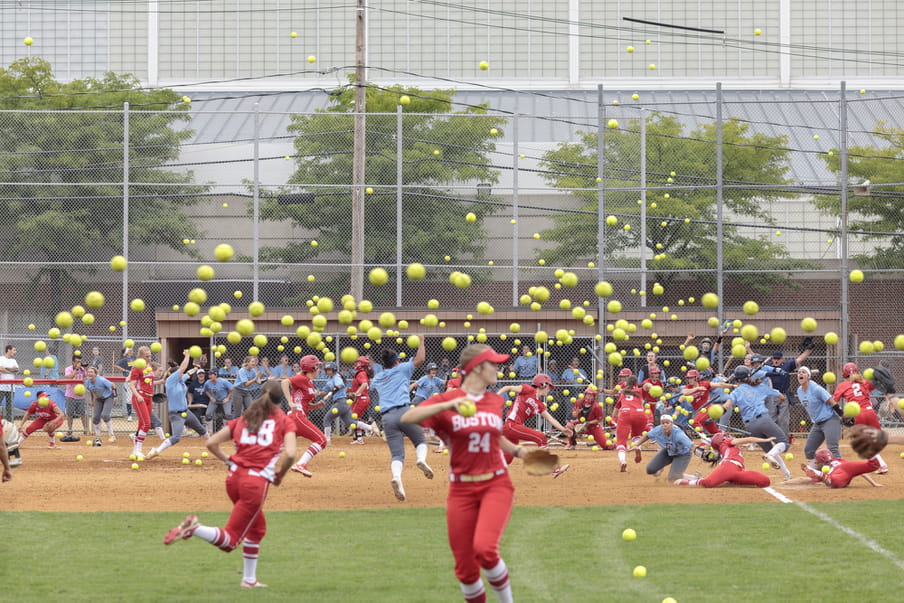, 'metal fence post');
122,102,130,342
252,102,260,302
839,81,849,364
512,113,520,306
396,105,403,307
715,83,724,373
596,84,606,342
639,109,647,306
